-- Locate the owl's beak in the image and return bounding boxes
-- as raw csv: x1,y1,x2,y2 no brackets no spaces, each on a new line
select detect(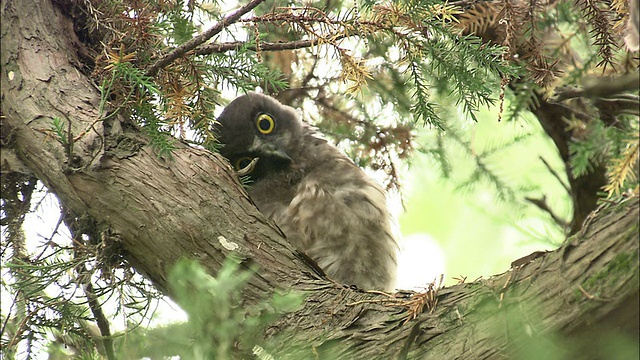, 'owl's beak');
236,157,259,176
251,140,293,163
